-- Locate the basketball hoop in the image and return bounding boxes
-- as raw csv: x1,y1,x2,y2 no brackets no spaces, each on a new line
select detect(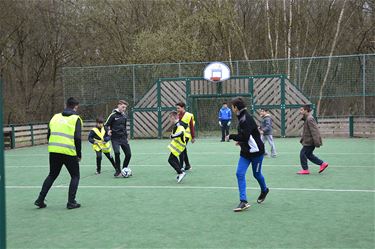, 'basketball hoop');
210,76,221,82
204,62,230,83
